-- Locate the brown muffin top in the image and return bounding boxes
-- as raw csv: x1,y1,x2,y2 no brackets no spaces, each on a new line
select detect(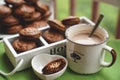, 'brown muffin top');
47,19,66,32
12,38,37,52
